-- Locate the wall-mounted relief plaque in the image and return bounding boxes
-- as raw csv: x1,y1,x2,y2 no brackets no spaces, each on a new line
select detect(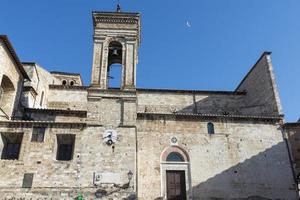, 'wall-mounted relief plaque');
93,172,122,185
